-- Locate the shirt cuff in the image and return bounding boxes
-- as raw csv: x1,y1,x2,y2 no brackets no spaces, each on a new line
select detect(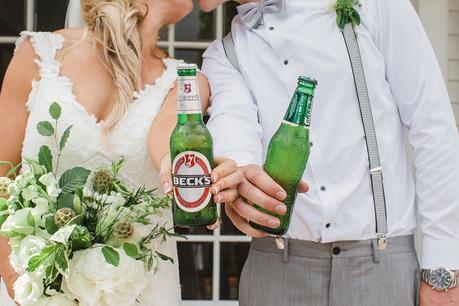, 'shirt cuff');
218,152,262,168
421,237,459,269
